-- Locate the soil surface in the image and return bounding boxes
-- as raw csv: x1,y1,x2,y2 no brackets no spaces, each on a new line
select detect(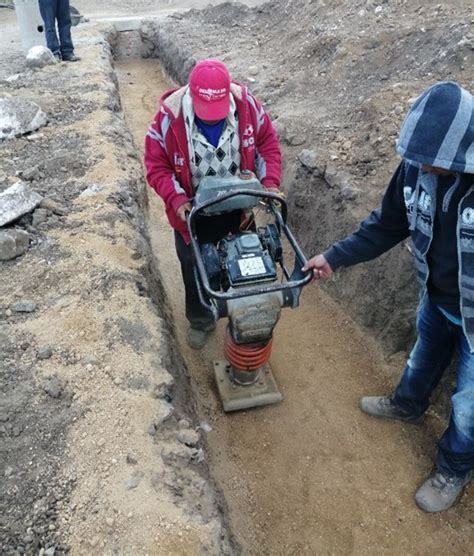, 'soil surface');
115,51,473,554
1,0,474,554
